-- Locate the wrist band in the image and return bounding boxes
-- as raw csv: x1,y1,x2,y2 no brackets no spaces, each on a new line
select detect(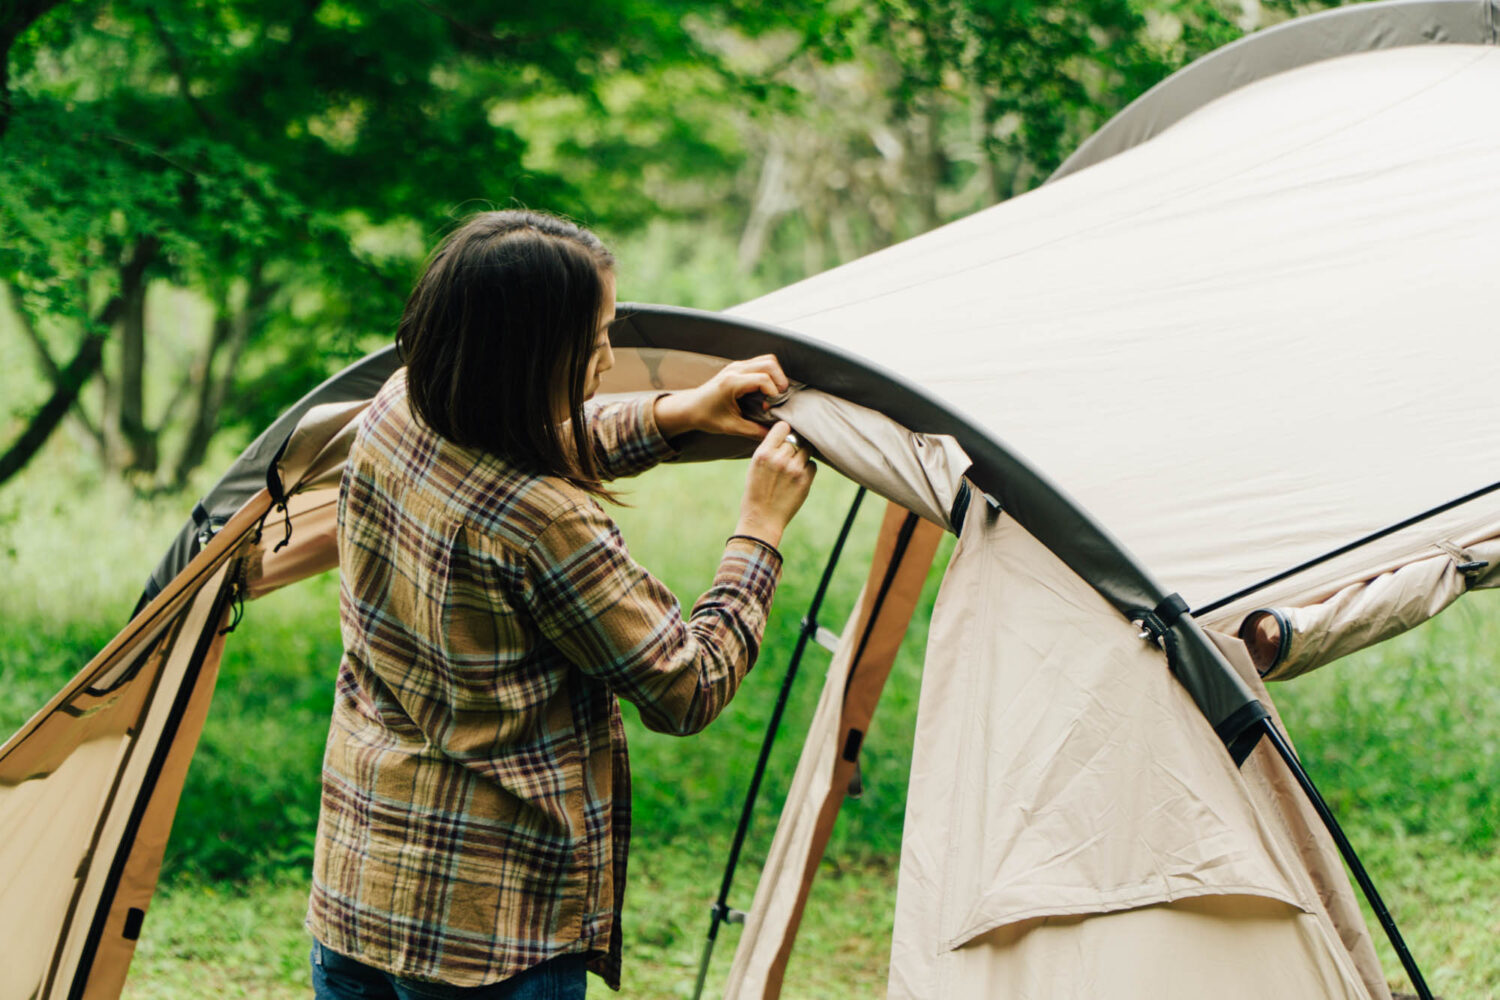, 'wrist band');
726,534,782,558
